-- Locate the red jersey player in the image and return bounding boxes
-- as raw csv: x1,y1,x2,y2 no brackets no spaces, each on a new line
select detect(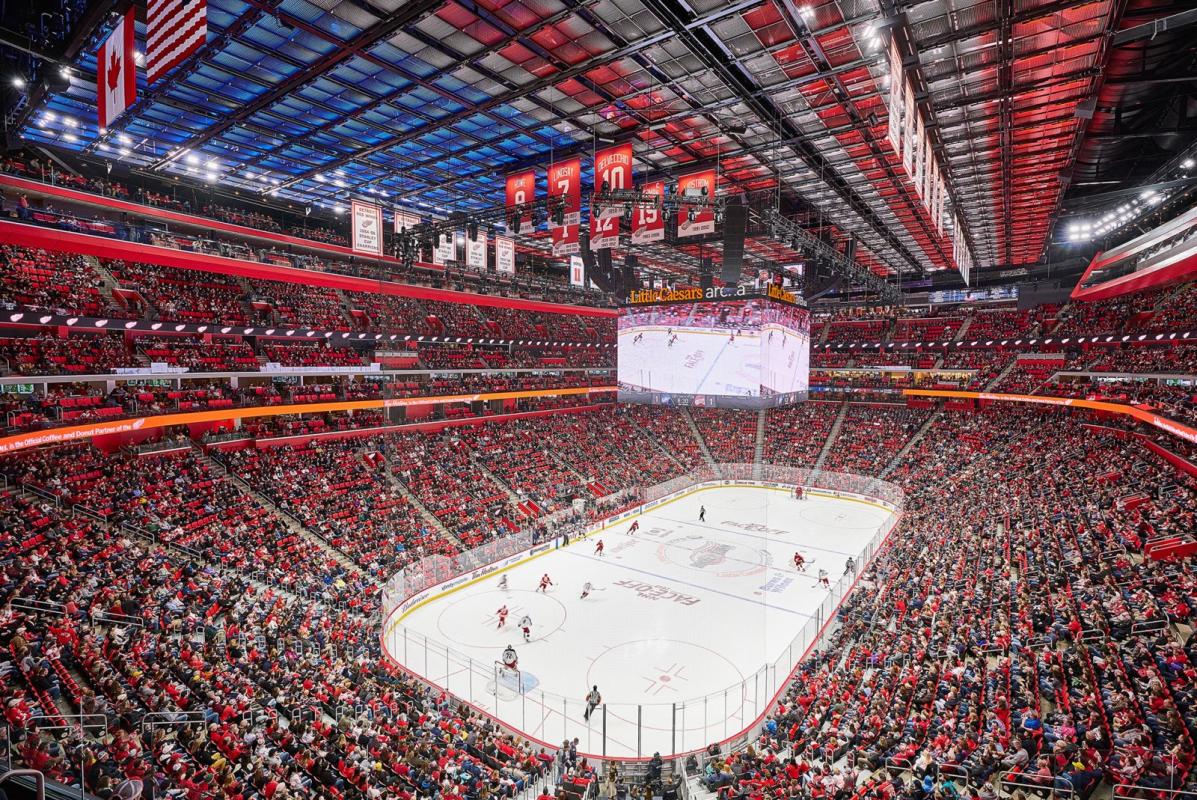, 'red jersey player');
794,486,804,501
496,605,509,629
537,574,553,593
626,520,639,535
594,539,605,556
793,552,807,572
